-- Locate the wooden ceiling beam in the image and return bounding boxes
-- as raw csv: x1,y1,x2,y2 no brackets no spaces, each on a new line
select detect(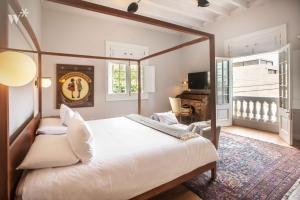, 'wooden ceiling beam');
46,0,213,38
140,10,204,30
84,0,205,28
145,0,215,23
221,0,248,8
205,5,230,16
176,0,230,17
